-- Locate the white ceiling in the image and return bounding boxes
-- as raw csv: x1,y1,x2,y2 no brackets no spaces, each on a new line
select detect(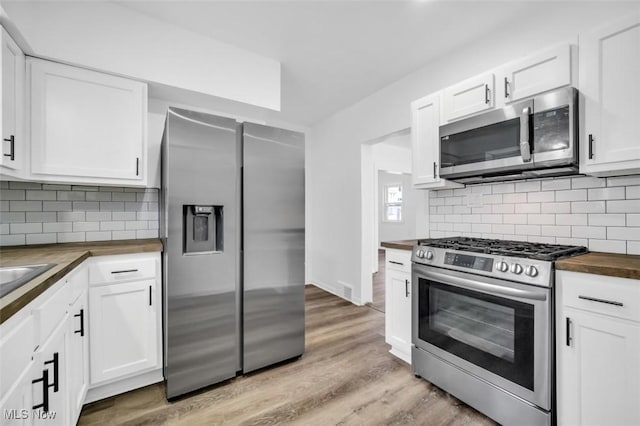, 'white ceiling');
115,0,544,126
